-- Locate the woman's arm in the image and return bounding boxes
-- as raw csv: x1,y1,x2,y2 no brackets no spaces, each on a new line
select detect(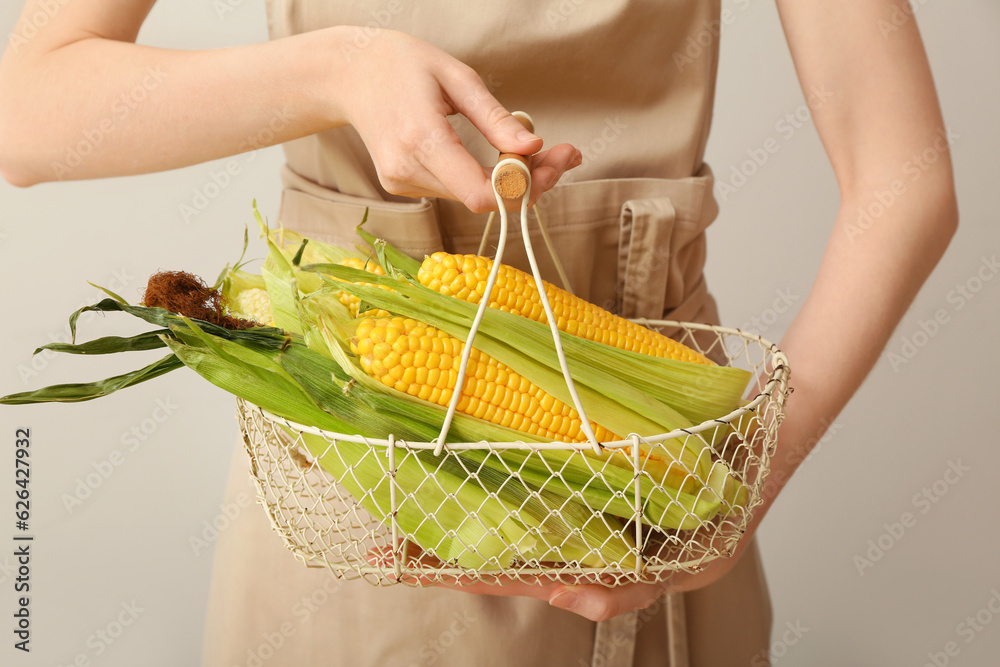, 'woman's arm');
453,0,958,621
0,0,579,210
761,0,958,519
